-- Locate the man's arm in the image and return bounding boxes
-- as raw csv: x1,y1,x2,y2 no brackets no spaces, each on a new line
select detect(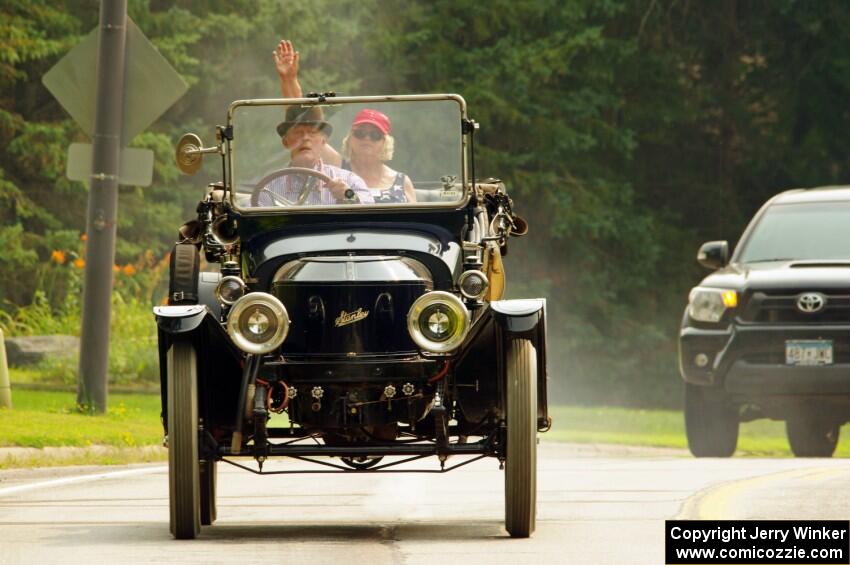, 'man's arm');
326,171,374,203
273,39,302,98
346,172,374,203
274,39,341,165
